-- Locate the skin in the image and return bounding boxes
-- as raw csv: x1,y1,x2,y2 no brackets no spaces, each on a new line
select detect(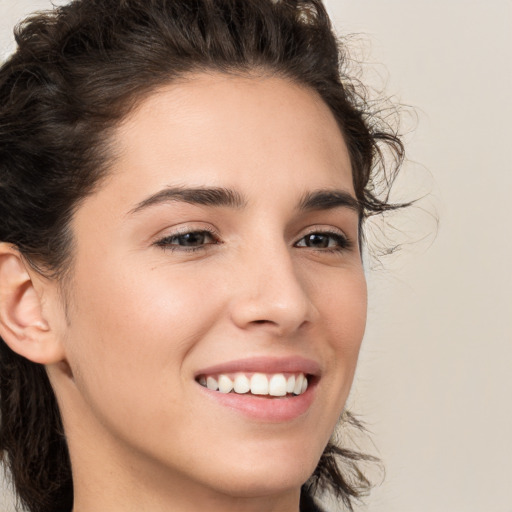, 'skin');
0,73,367,512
